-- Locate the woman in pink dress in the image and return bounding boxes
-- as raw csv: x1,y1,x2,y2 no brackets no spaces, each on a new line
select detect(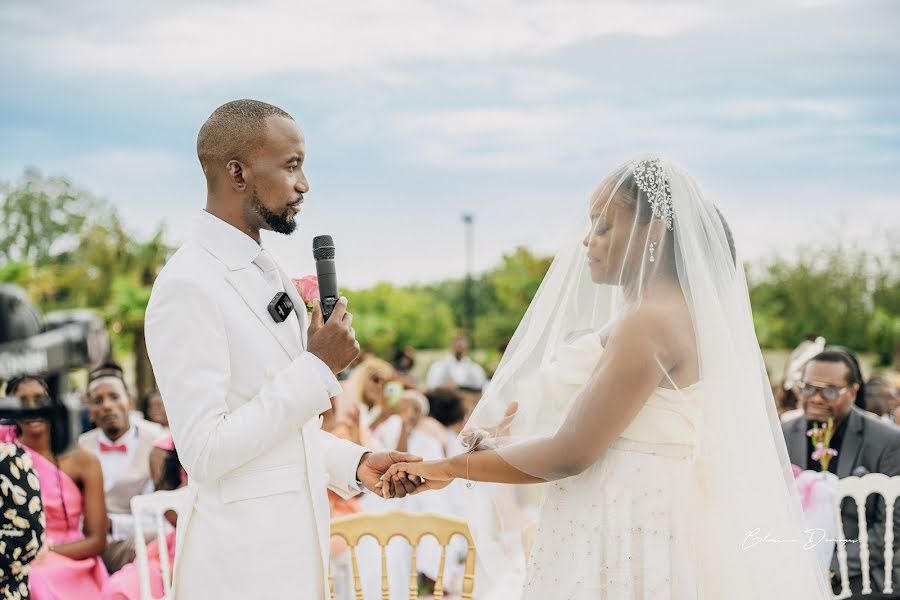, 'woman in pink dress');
9,376,109,599
101,434,183,600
